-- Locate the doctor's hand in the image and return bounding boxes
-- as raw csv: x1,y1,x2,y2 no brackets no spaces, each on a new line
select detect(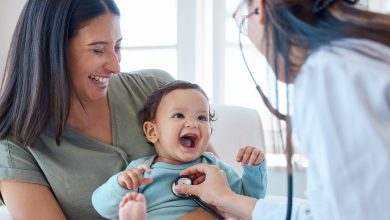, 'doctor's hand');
236,146,265,166
174,164,235,208
118,164,153,190
175,164,258,220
